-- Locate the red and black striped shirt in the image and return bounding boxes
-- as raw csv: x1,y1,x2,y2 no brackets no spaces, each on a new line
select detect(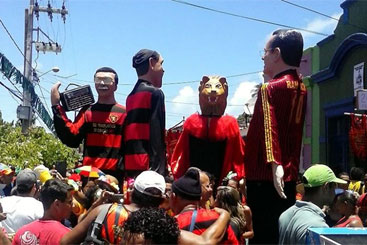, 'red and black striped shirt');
244,69,307,182
176,208,239,244
124,79,166,176
53,103,126,171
